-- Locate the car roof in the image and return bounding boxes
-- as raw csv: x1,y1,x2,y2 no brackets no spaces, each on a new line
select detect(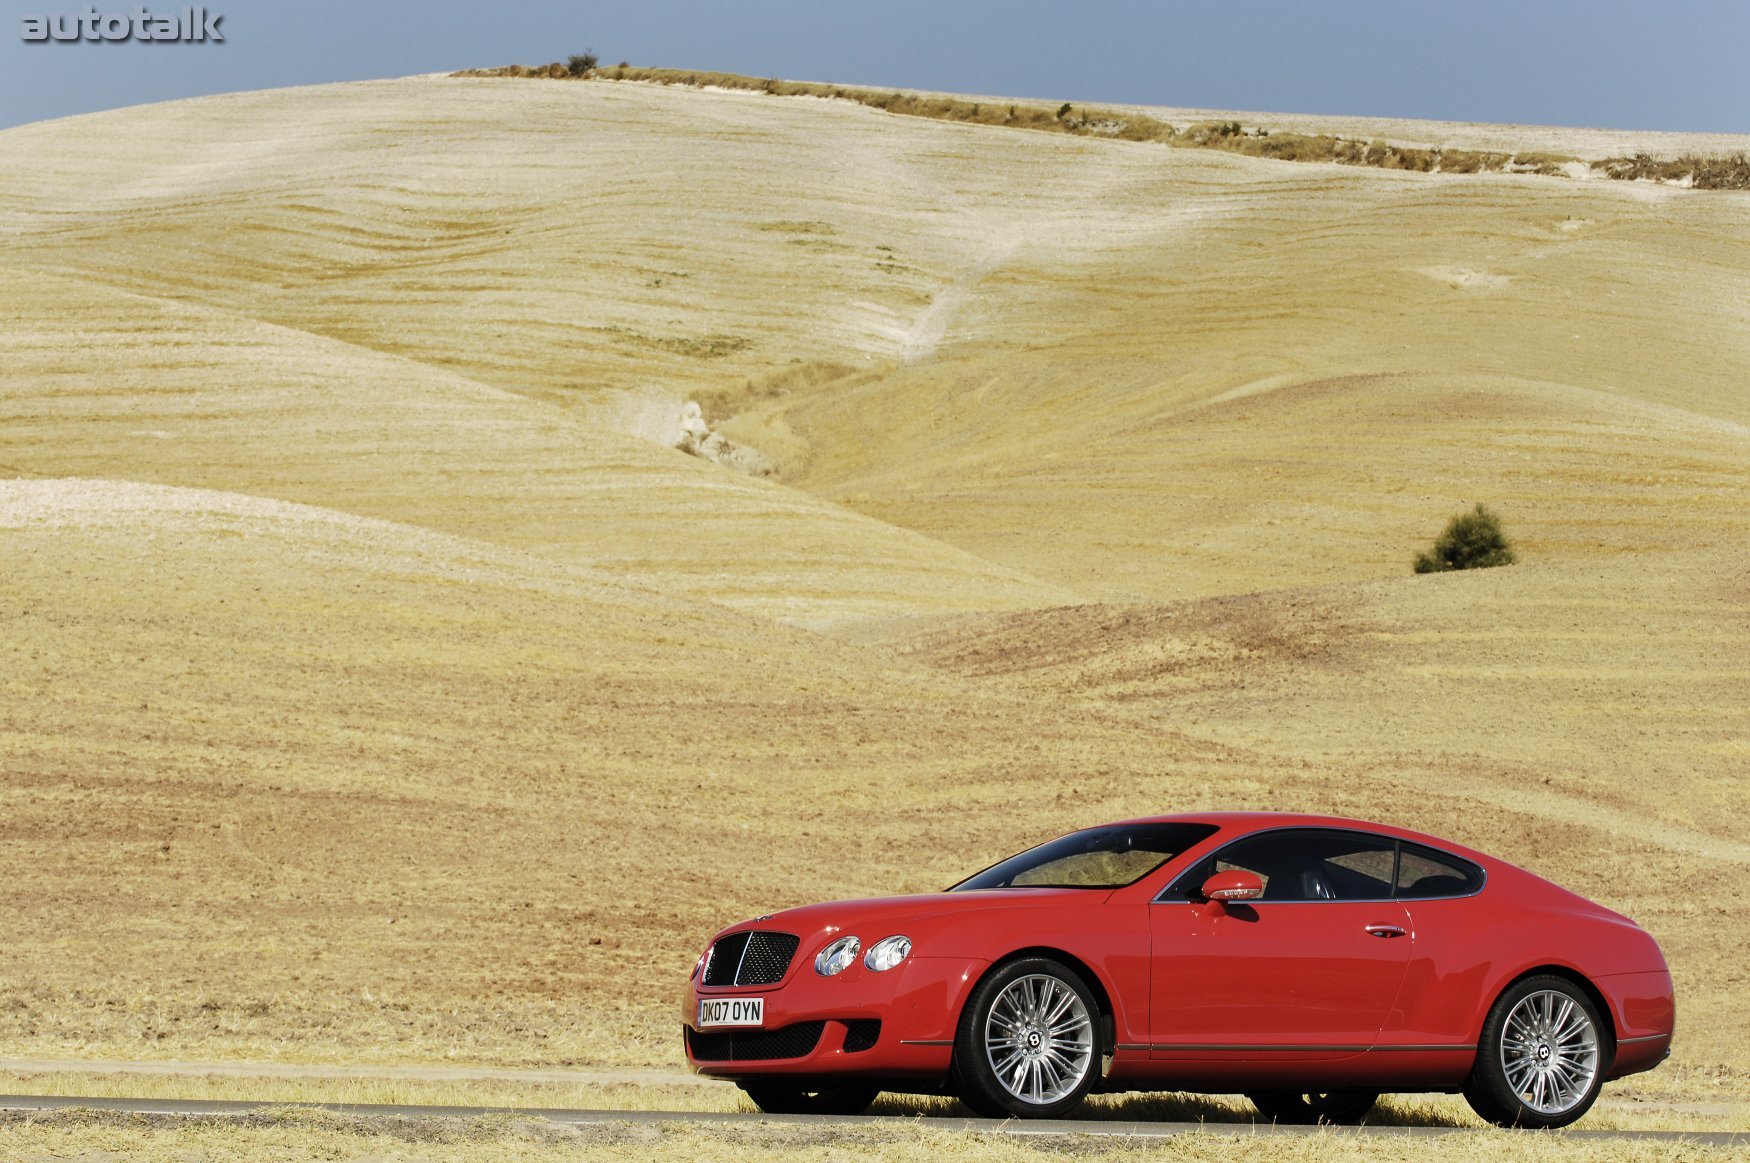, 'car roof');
1099,811,1496,865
